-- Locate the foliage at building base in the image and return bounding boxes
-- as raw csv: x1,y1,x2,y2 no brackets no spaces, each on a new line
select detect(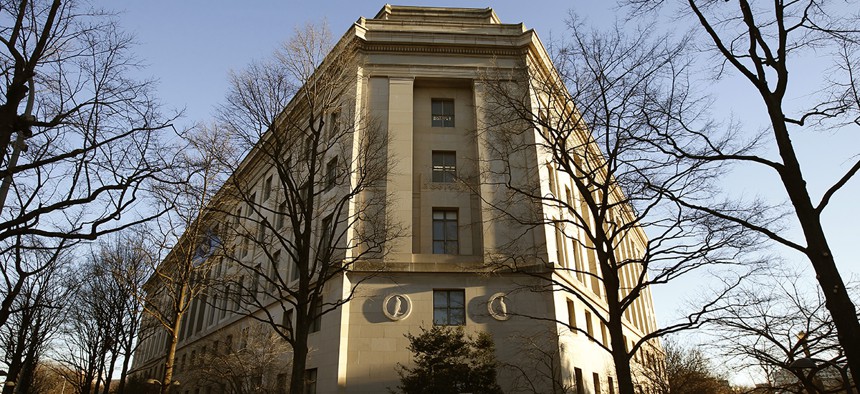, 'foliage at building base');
395,326,503,394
